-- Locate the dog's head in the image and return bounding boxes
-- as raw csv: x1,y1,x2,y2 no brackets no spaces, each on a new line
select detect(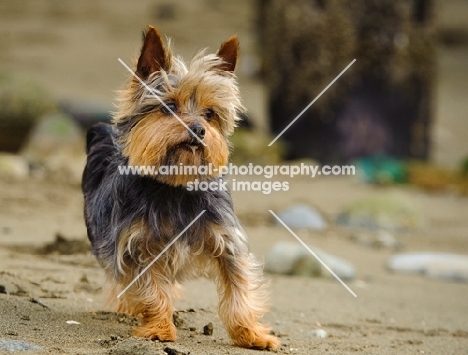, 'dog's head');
114,26,243,186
